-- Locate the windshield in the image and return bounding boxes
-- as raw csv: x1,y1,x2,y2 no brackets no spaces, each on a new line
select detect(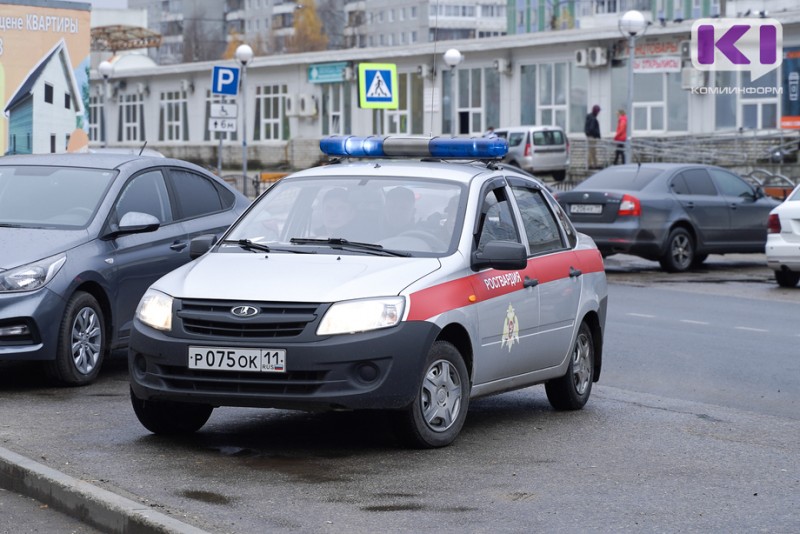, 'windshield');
0,166,114,228
225,175,465,256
